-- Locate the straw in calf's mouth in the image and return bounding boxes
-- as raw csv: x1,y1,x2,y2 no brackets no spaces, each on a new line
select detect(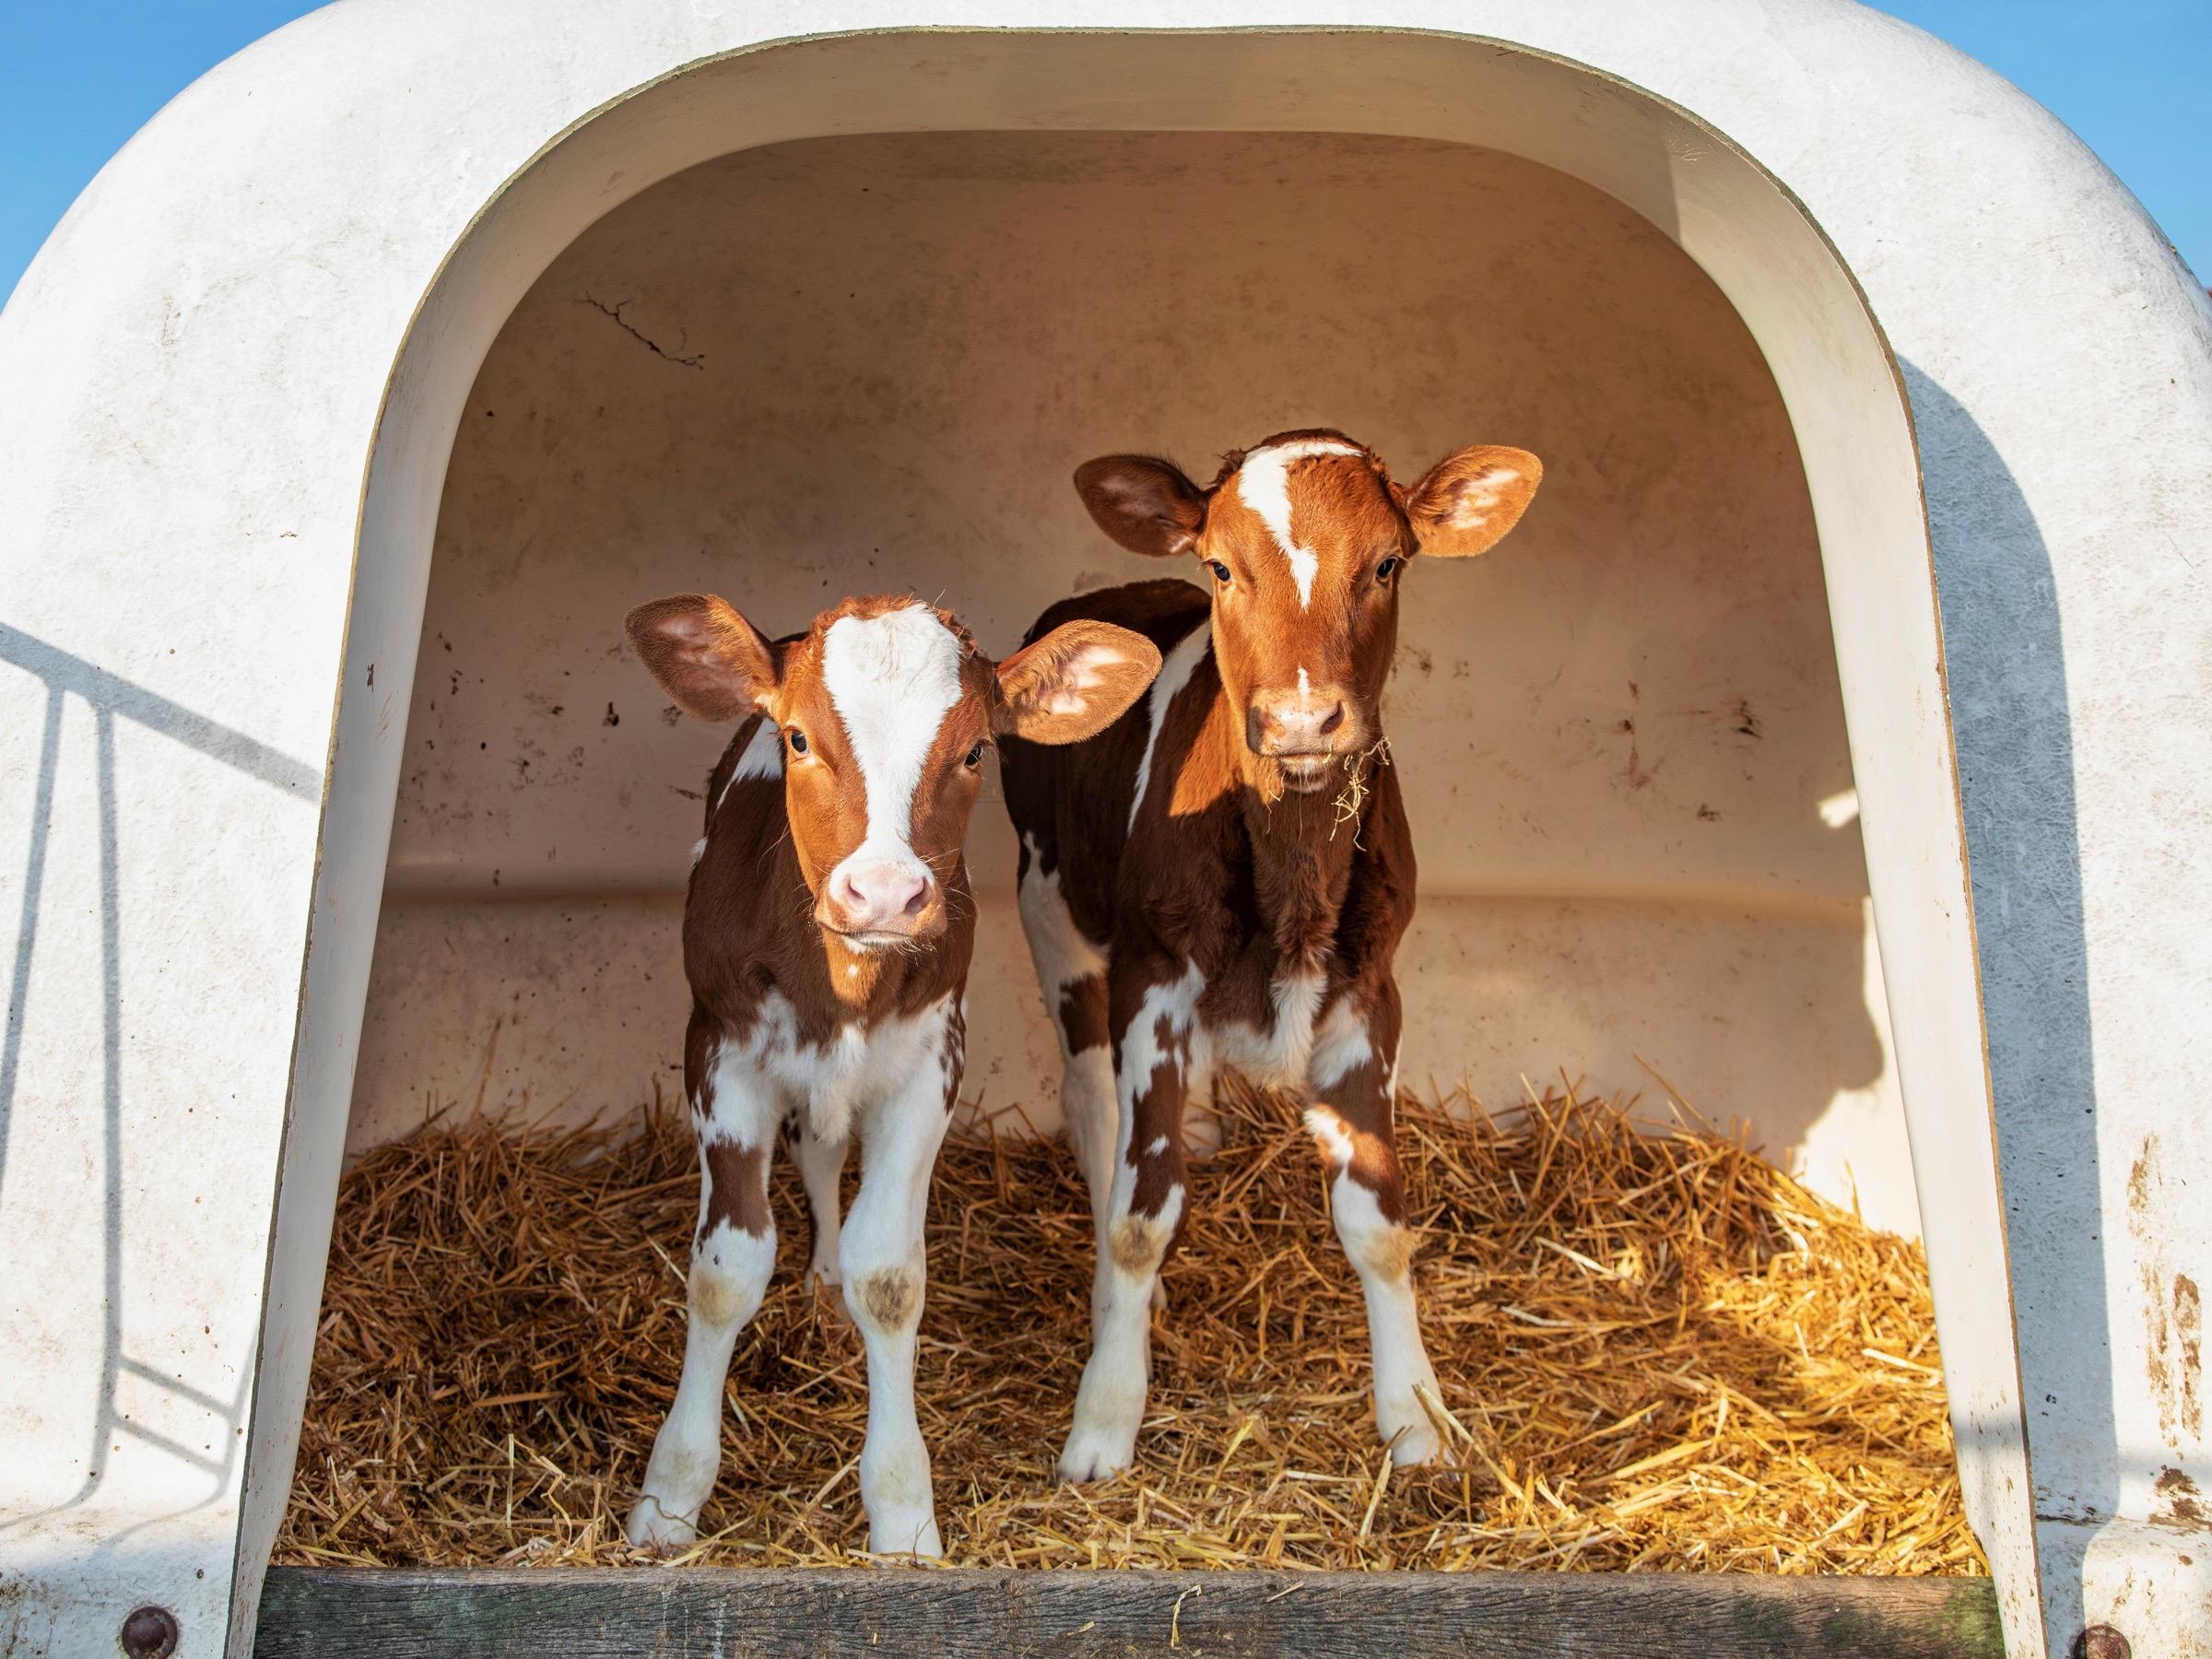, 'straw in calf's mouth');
1329,737,1392,842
